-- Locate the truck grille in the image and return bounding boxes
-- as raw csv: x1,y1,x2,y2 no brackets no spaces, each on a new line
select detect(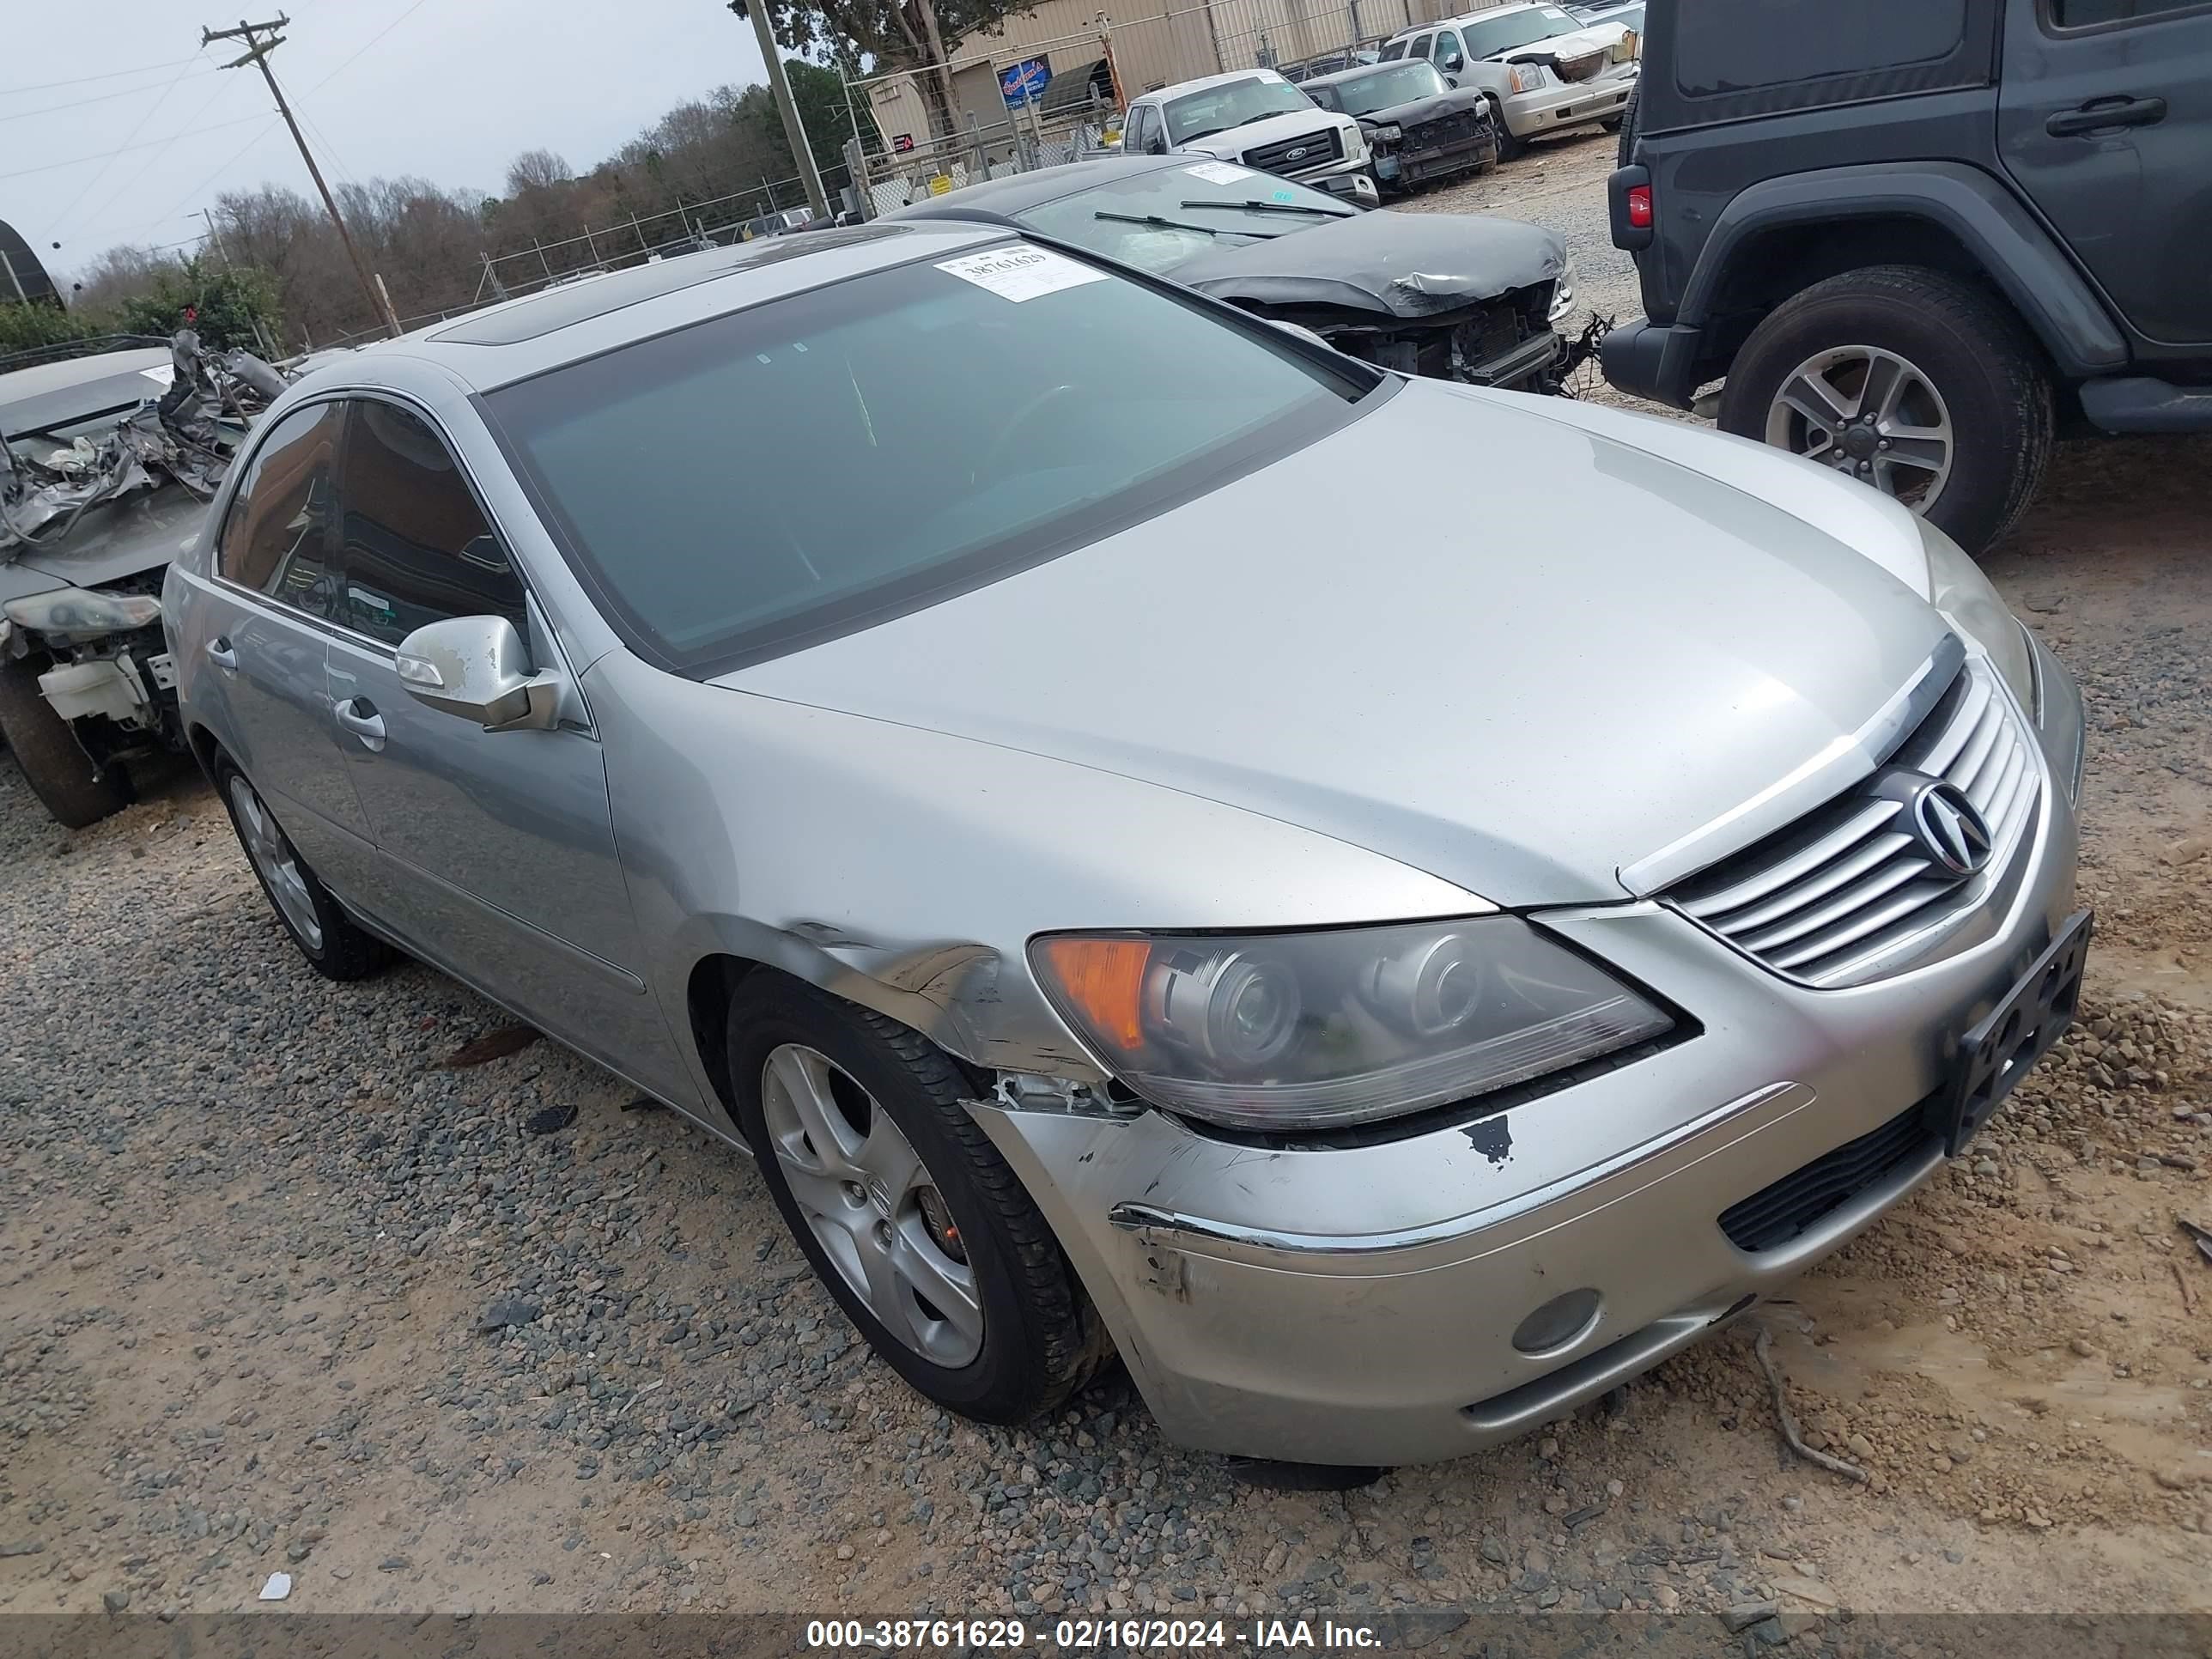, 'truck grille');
1241,127,1344,174
1668,657,2040,988
1552,49,1605,84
